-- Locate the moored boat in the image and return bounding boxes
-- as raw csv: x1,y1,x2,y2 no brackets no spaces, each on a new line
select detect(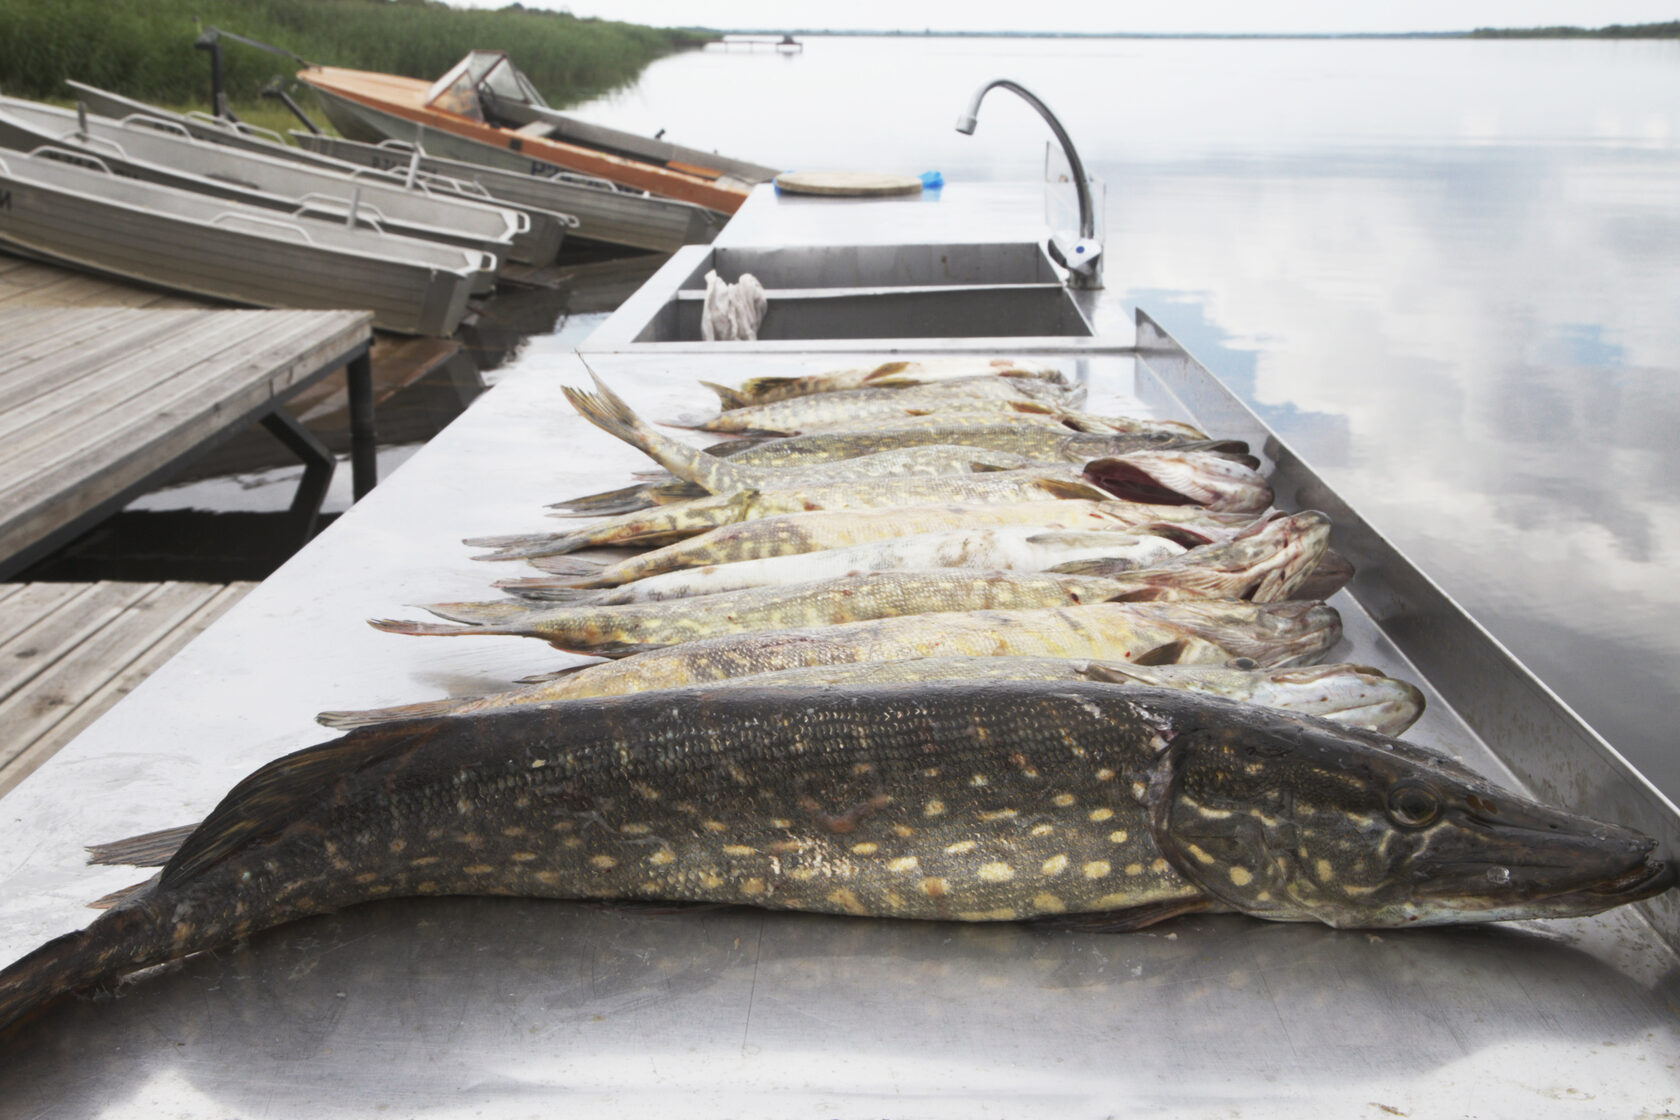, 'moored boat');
295,51,772,215
0,147,488,336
